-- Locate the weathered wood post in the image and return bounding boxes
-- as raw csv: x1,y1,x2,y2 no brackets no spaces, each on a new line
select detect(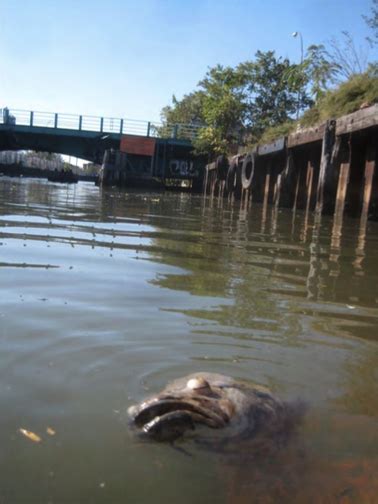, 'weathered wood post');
304,159,315,217
315,120,337,214
273,173,282,208
278,151,297,208
203,165,209,196
263,159,272,206
210,167,216,199
261,159,272,232
354,142,377,273
360,142,376,228
328,137,350,266
292,164,301,213
298,158,316,242
333,136,351,222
